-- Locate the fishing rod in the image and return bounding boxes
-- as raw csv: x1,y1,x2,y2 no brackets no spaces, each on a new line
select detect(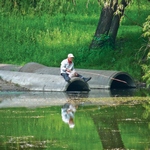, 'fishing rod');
77,70,128,85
